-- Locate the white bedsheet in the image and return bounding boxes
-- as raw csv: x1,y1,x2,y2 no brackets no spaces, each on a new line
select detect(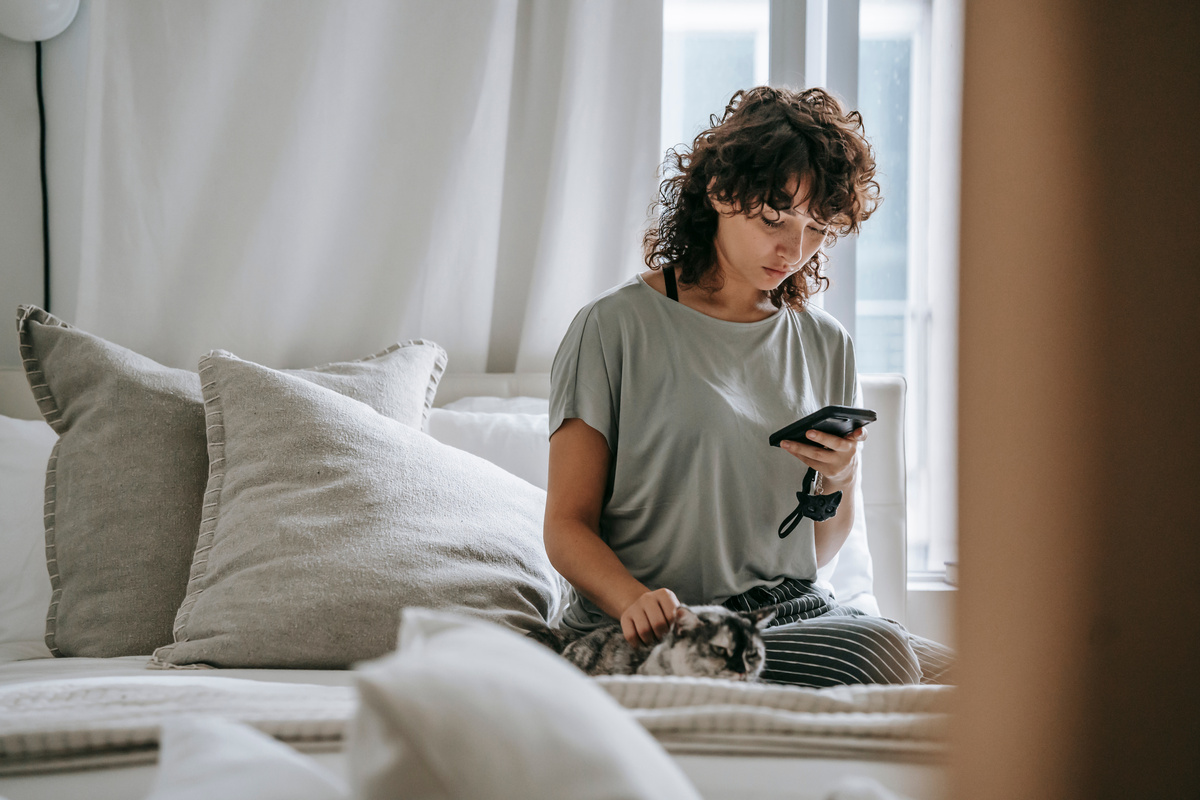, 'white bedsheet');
0,656,950,800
